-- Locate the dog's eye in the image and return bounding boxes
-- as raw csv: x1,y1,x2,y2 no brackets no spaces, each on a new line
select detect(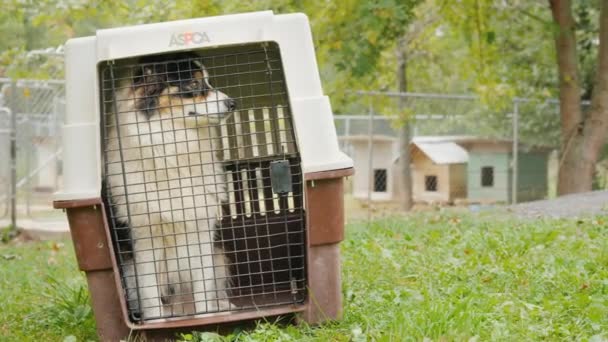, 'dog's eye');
190,80,200,89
